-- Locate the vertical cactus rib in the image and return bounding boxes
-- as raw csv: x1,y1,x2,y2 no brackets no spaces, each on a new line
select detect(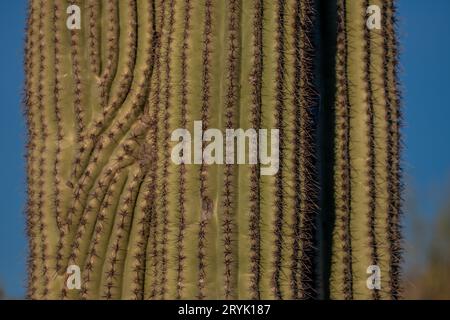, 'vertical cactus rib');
291,0,303,298
25,0,43,299
272,0,286,300
143,111,161,299
222,0,241,299
53,0,74,276
79,168,127,299
277,0,297,299
384,0,403,299
36,1,50,296
121,172,151,300
259,0,278,300
36,0,62,298
248,0,263,300
68,0,86,147
144,0,167,300
143,130,159,299
172,0,204,300
152,0,171,300
293,0,318,300
101,166,145,299
344,0,373,299
330,0,353,300
197,0,213,300
362,0,380,300
86,0,101,75
55,0,84,280
367,0,390,300
106,0,138,113
158,0,176,300
175,0,192,300
99,0,119,105
64,0,94,267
